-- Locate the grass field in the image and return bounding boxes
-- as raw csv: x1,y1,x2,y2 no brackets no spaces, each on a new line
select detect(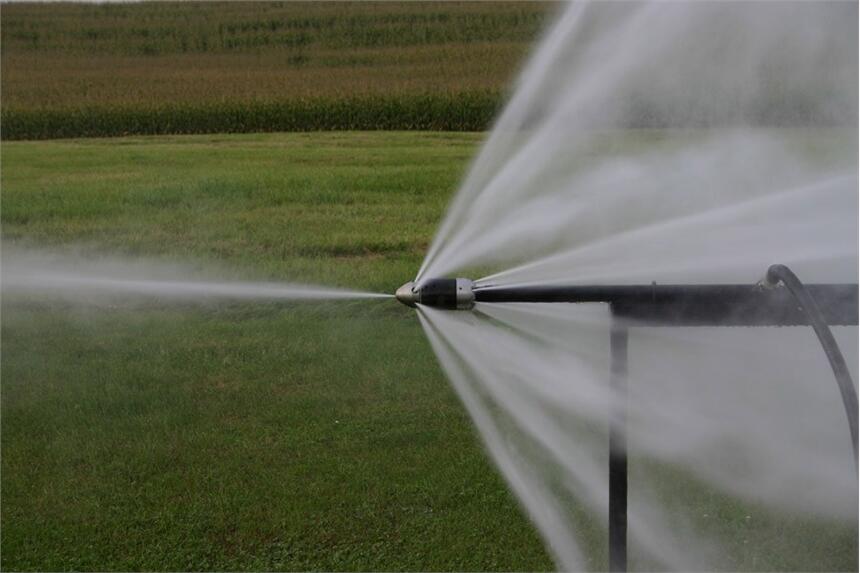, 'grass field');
3,131,857,572
1,2,552,139
1,132,558,571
